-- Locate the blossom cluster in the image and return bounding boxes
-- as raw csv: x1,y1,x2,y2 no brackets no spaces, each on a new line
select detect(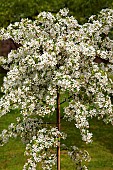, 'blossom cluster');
68,146,91,170
0,8,113,169
0,117,43,145
24,127,66,170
